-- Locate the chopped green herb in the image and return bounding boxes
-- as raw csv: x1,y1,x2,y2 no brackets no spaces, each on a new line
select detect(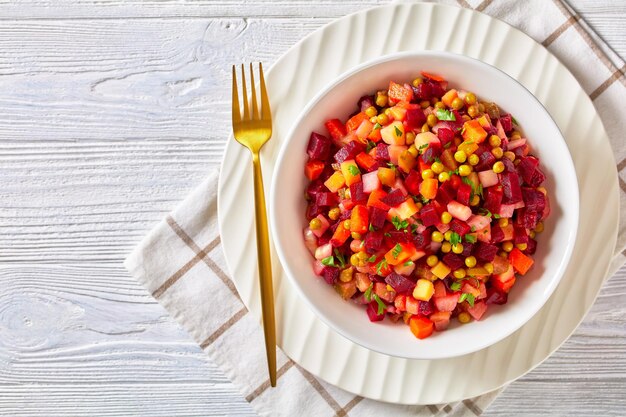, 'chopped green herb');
436,108,456,121
470,225,477,232
366,254,377,263
434,157,441,164
347,165,360,176
477,184,484,198
376,259,388,275
511,115,519,125
459,293,475,307
420,196,430,204
366,140,376,152
449,232,461,246
364,283,373,301
450,281,462,291
493,213,501,219
394,125,402,137
465,234,477,244
387,162,396,170
403,261,415,267
333,249,346,268
392,243,402,259
411,223,420,233
444,141,452,149
479,207,492,218
373,123,382,130
372,294,387,315
391,216,409,231
418,143,429,150
321,256,335,267
369,224,375,232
